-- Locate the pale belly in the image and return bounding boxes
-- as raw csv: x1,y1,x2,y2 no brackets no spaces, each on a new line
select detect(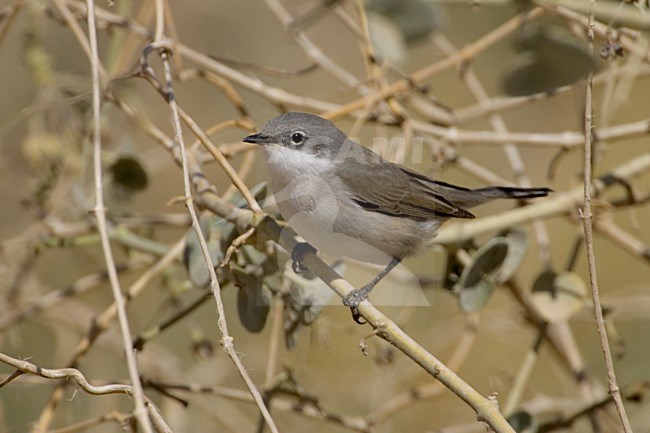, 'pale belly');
271,173,394,264
264,146,437,264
